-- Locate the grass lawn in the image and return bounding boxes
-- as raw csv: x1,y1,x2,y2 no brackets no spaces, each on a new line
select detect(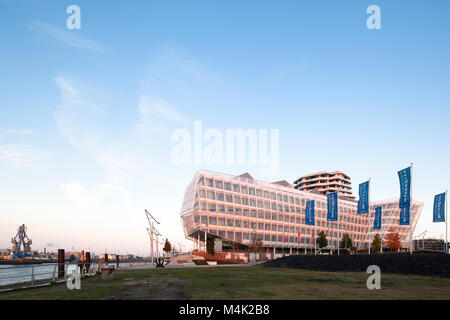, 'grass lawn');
1,266,449,300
